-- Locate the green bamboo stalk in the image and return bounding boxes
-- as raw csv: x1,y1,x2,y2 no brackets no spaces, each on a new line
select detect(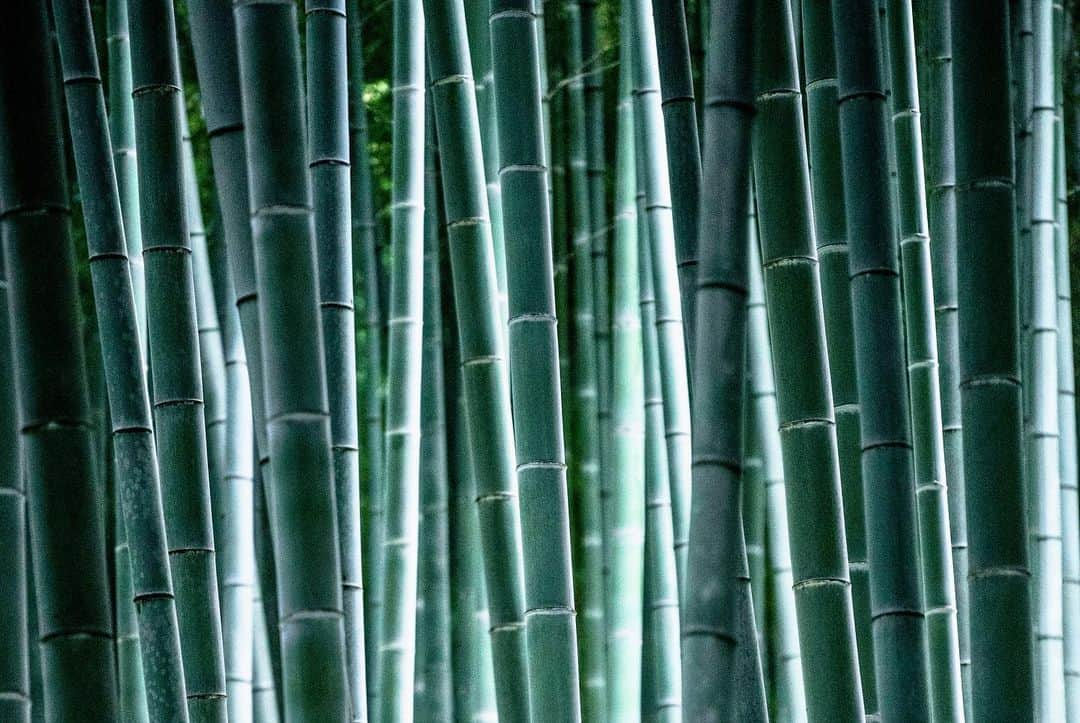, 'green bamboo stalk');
1028,2,1067,717
251,457,281,723
50,2,193,720
233,1,351,718
306,3,368,719
565,2,607,717
681,0,757,716
885,3,966,719
652,0,702,365
488,2,583,720
831,4,933,718
743,398,767,669
799,4,876,712
378,1,425,718
185,1,283,705
952,2,1037,719
752,0,865,718
128,0,232,717
550,62,573,421
748,221,807,723
919,0,972,713
636,93,683,723
415,97,453,723
345,7,386,711
424,2,530,719
0,5,118,718
631,0,693,610
0,96,29,723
